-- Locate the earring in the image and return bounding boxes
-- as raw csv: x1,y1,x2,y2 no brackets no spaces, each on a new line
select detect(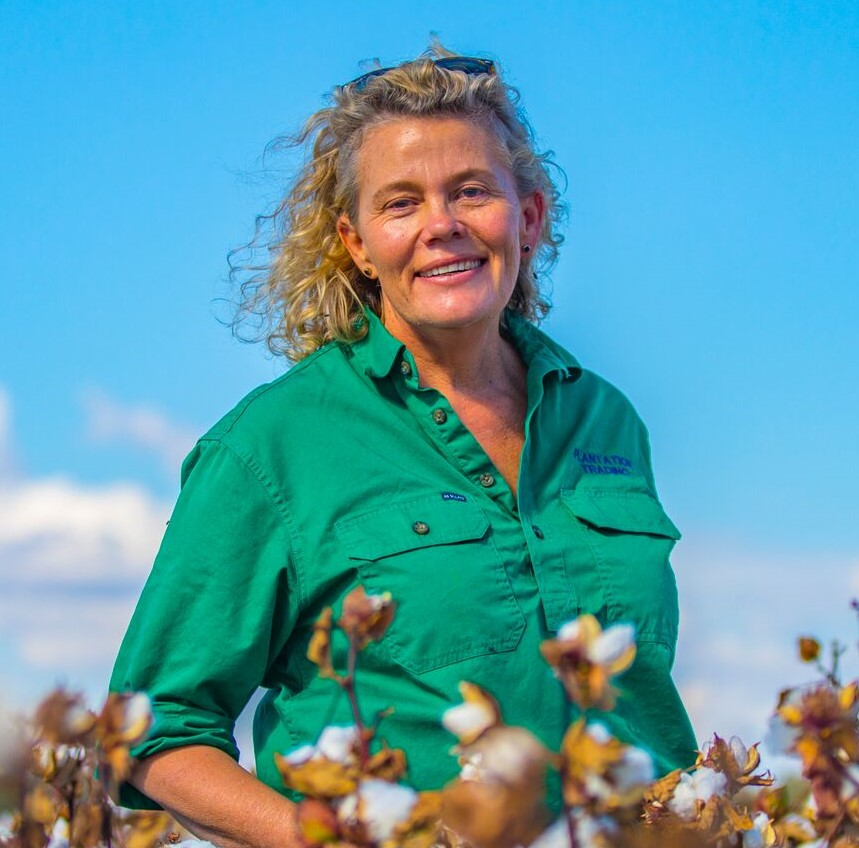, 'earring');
363,268,375,279
521,244,531,254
